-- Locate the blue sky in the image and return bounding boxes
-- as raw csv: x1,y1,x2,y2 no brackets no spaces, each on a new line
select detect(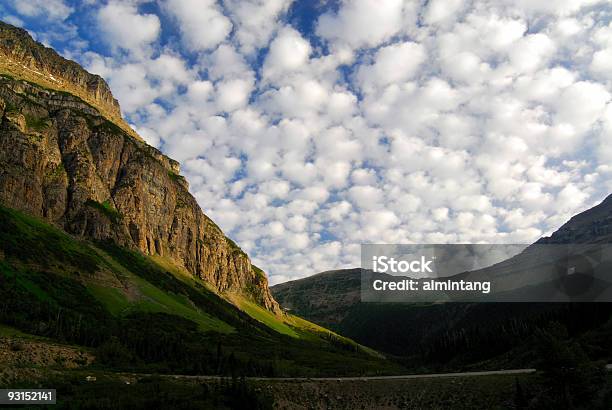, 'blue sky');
2,0,612,284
